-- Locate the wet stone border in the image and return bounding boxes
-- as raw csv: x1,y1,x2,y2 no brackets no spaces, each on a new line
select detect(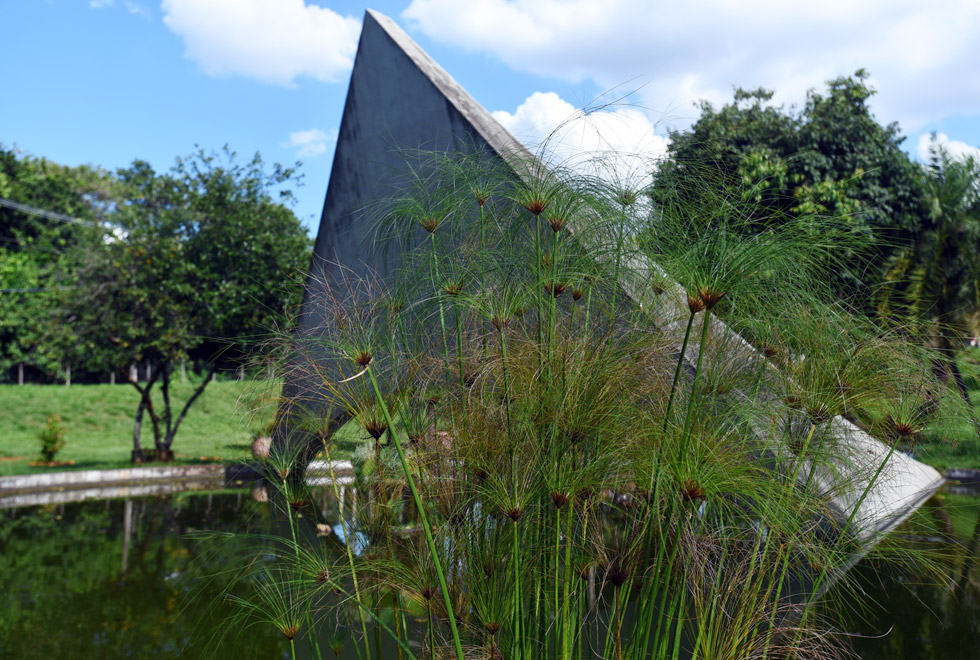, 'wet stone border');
0,460,354,509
